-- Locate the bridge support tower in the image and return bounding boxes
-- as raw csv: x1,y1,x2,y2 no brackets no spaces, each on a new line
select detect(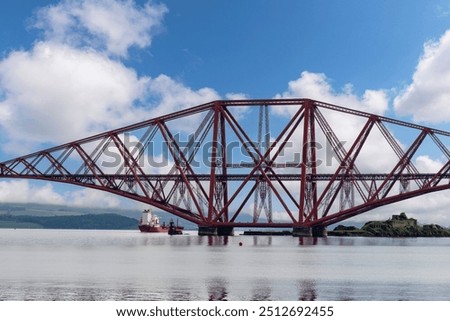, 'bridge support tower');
198,226,234,236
